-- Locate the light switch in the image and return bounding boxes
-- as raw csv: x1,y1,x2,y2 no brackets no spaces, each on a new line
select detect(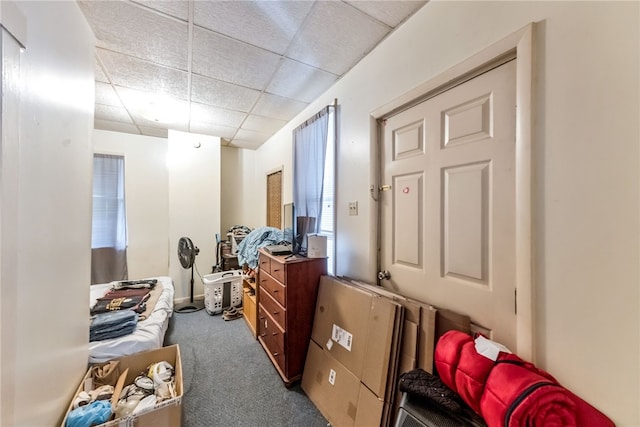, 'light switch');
348,201,358,216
